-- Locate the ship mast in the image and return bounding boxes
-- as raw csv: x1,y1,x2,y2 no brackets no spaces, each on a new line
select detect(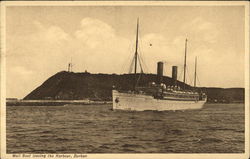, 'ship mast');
194,56,197,88
134,18,139,90
183,38,188,89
